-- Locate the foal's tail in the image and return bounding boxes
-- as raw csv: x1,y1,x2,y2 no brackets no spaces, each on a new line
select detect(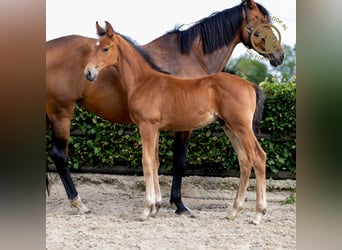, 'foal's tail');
252,84,265,135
